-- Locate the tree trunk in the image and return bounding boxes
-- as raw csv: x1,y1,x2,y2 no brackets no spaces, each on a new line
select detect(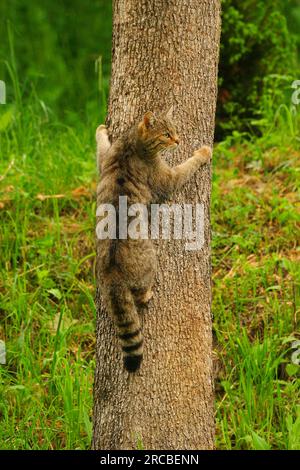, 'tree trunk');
93,0,221,450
